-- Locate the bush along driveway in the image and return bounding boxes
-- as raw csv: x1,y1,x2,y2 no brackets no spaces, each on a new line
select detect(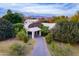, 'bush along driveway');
31,36,50,56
